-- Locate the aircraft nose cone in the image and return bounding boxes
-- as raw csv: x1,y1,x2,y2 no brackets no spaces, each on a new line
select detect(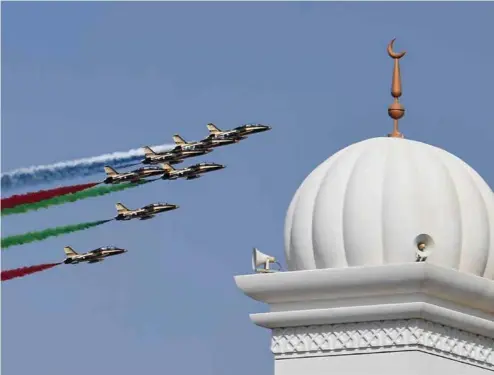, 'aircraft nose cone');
174,204,180,209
